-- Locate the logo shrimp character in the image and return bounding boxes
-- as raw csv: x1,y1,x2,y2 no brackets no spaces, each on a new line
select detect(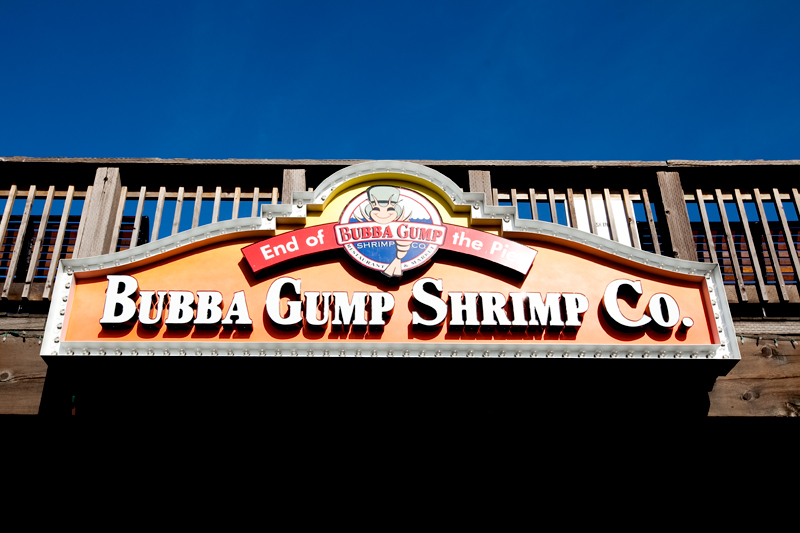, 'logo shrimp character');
355,185,413,277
